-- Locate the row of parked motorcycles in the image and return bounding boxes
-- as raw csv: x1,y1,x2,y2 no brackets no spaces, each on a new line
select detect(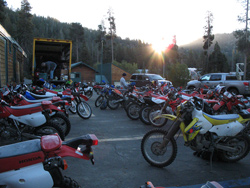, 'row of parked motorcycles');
93,82,250,169
0,81,97,188
2,78,249,188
